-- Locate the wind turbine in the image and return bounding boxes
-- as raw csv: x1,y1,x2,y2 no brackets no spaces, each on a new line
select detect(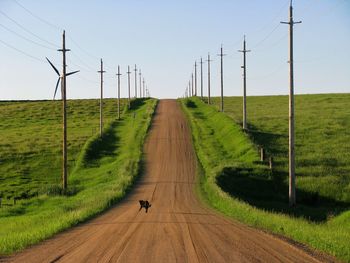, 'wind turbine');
46,30,79,191
46,57,79,99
